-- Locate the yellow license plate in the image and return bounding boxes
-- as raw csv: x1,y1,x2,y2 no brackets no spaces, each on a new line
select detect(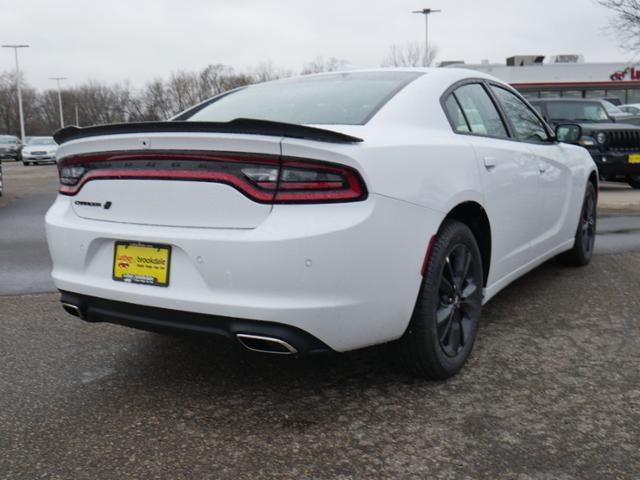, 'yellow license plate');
113,242,171,287
629,154,640,164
